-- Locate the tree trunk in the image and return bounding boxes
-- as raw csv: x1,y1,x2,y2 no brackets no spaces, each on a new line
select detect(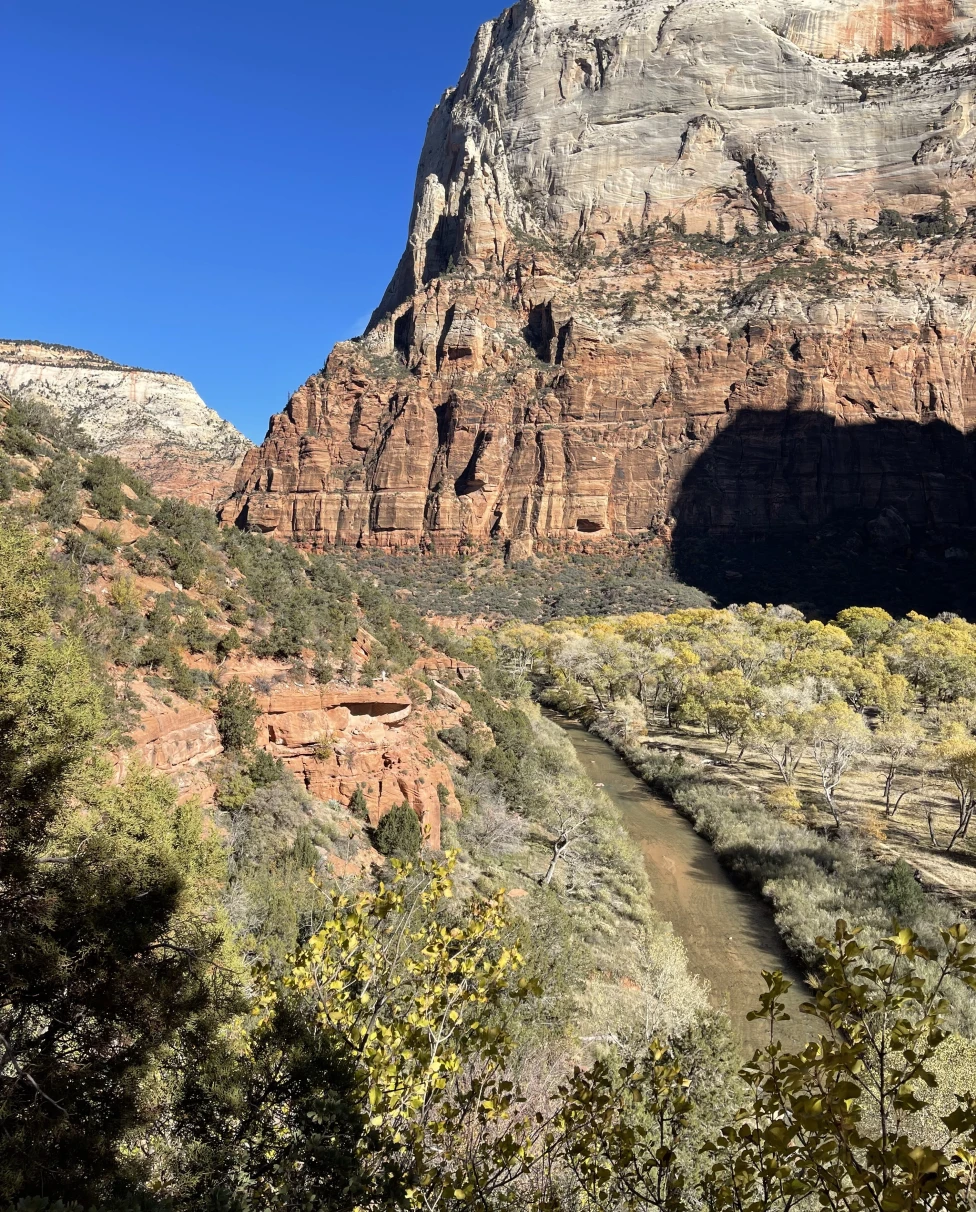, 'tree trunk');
883,763,896,815
540,836,569,886
946,798,973,851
